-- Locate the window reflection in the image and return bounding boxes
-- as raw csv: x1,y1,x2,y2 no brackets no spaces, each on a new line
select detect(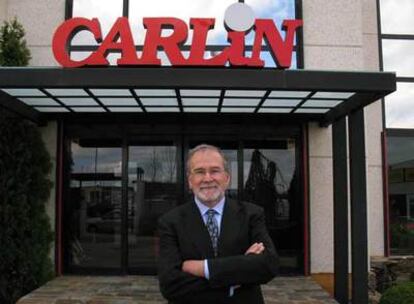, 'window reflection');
129,0,235,45
383,40,414,78
72,0,123,45
243,140,300,273
380,0,414,35
128,145,178,270
67,143,123,269
385,83,414,128
387,135,414,255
